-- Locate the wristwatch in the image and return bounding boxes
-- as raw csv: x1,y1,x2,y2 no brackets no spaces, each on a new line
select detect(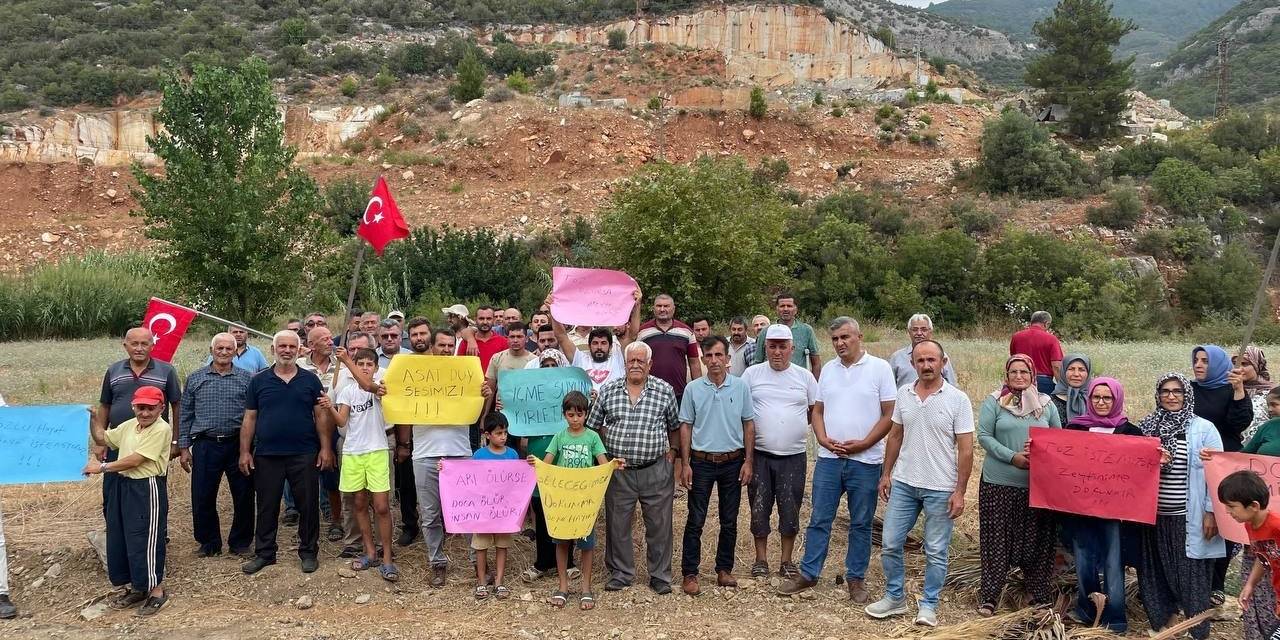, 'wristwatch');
99,462,109,474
